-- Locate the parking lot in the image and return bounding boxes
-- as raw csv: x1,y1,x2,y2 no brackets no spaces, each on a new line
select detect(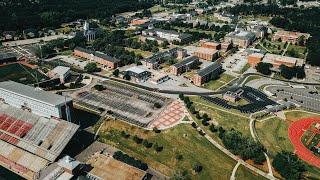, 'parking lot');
74,80,172,127
202,86,277,114
266,86,320,112
222,50,248,73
